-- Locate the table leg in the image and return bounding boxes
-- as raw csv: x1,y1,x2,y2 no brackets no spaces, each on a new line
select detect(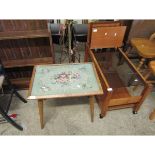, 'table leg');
38,99,44,129
149,109,155,120
137,58,145,70
84,43,88,62
133,70,152,91
144,70,152,79
89,96,94,122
